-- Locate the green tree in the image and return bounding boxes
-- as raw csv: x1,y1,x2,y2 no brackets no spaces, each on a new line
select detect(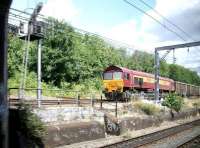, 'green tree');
8,34,24,77
7,18,200,90
162,93,184,118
